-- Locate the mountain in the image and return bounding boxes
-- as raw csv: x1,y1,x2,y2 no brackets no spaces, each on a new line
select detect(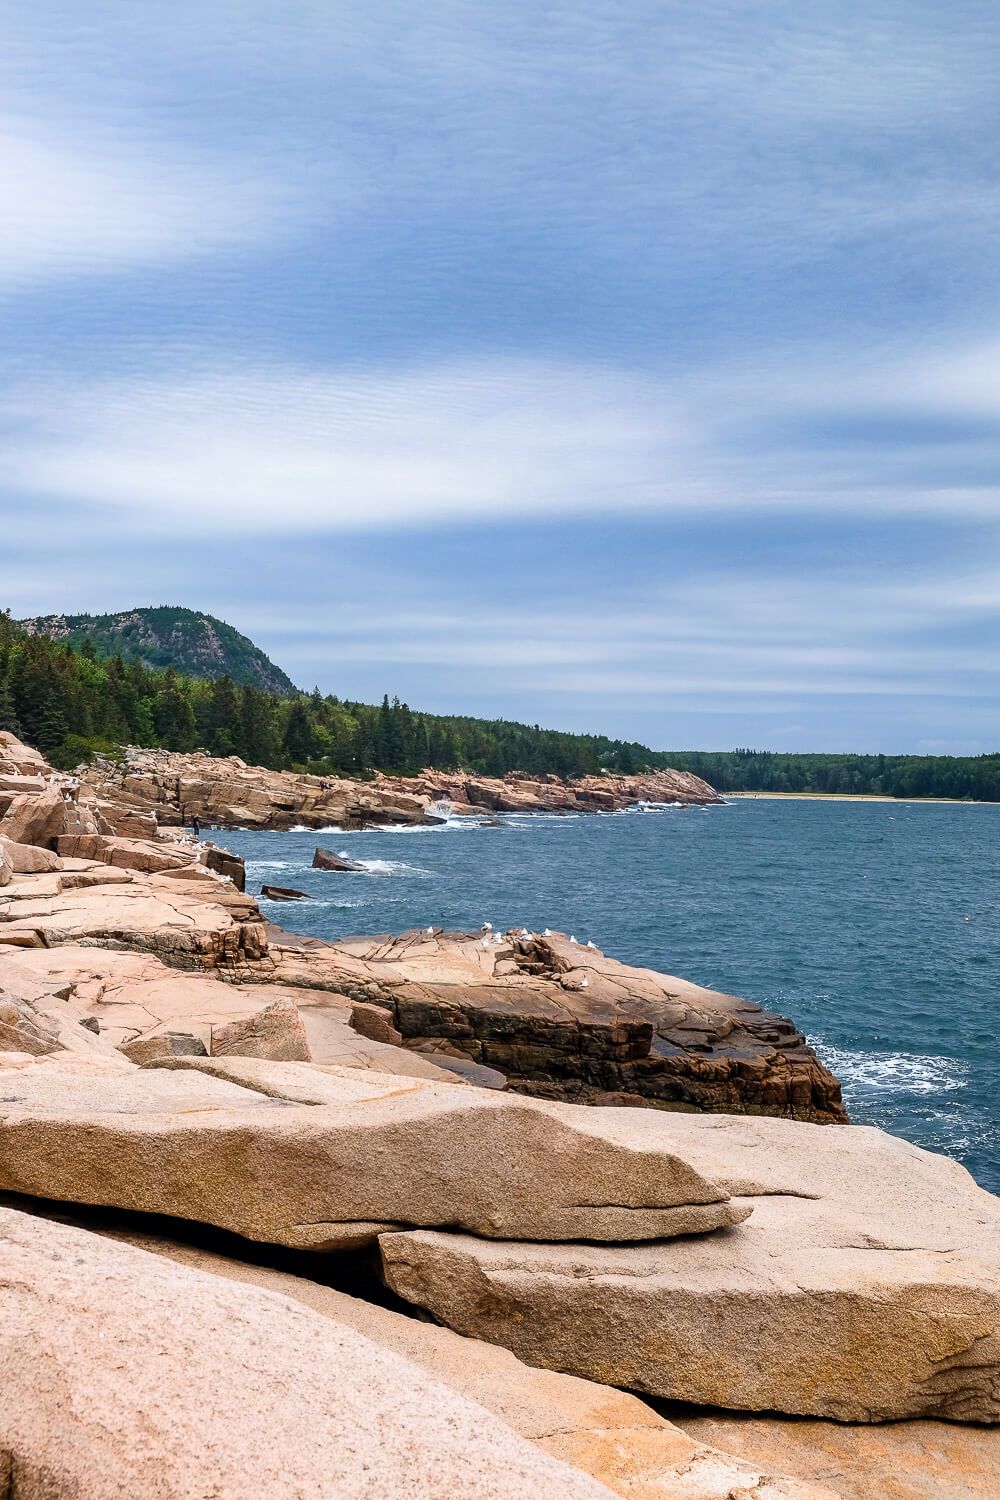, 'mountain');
18,607,298,697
